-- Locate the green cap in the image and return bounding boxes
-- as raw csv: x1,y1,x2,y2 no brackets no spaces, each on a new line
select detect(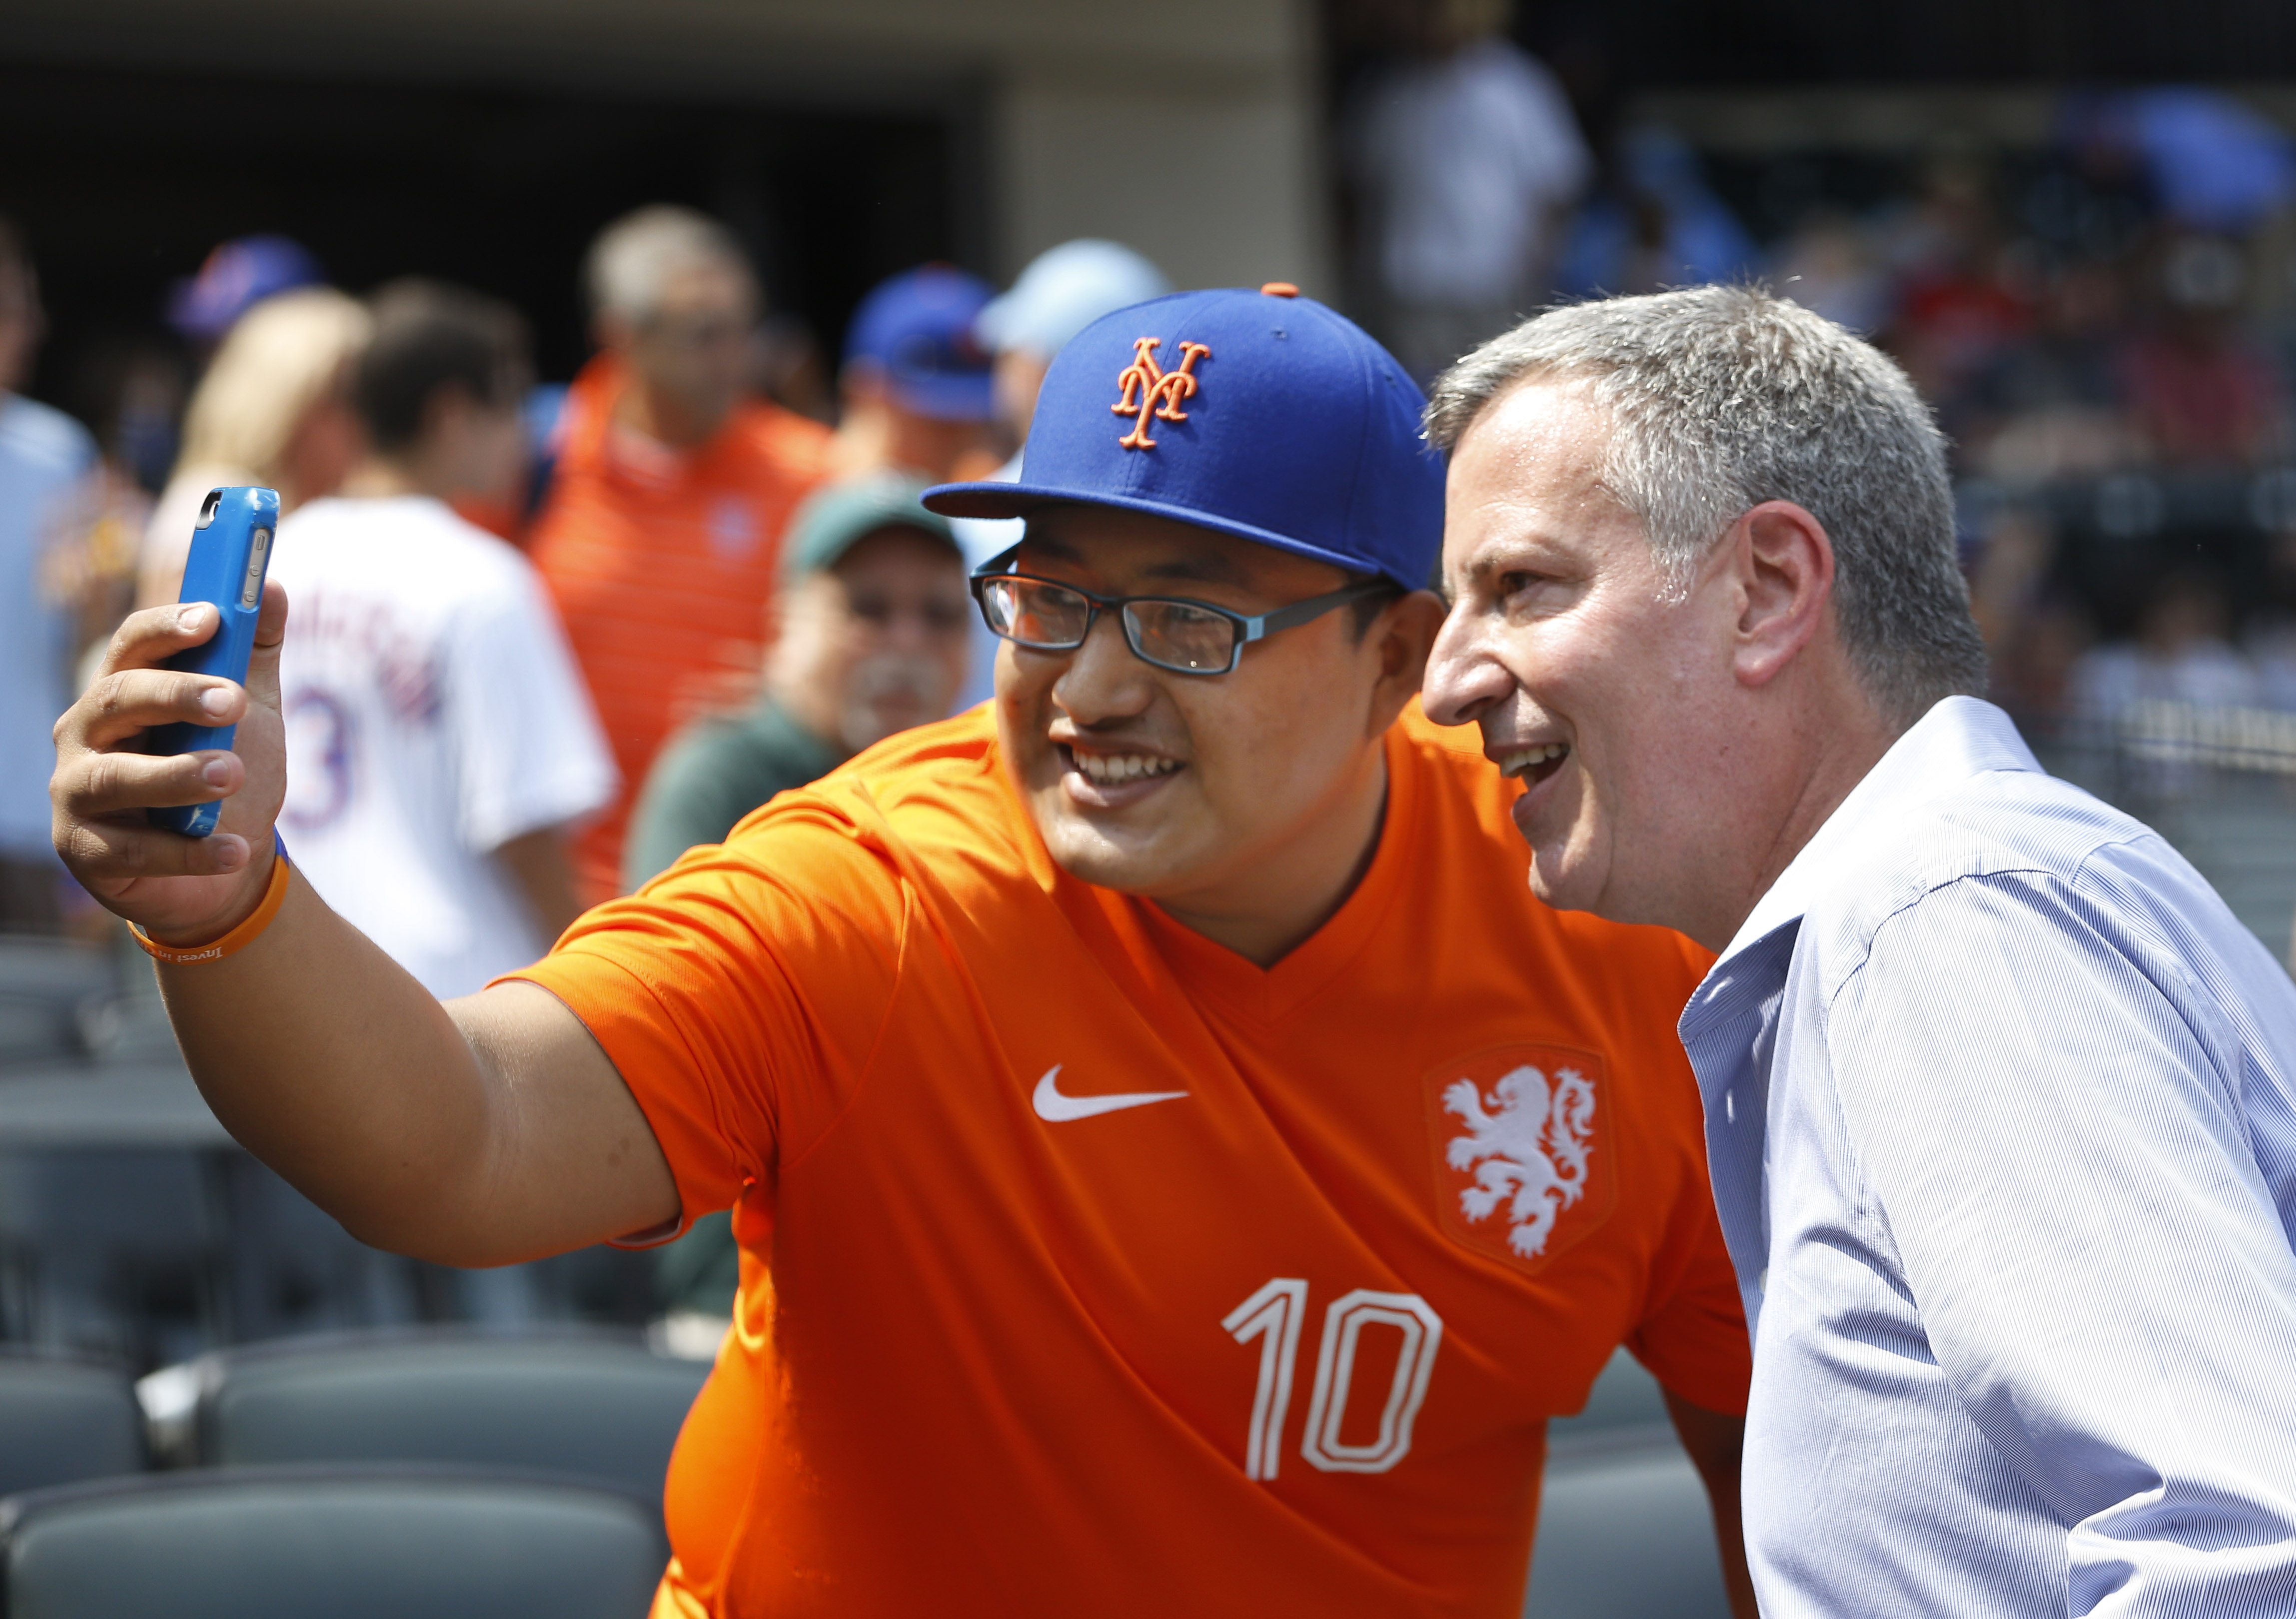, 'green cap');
780,472,962,583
